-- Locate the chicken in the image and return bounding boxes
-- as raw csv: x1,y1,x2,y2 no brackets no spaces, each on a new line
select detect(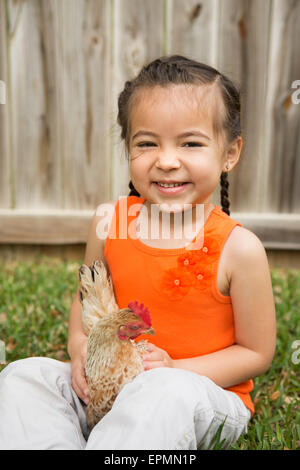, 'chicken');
78,261,155,430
